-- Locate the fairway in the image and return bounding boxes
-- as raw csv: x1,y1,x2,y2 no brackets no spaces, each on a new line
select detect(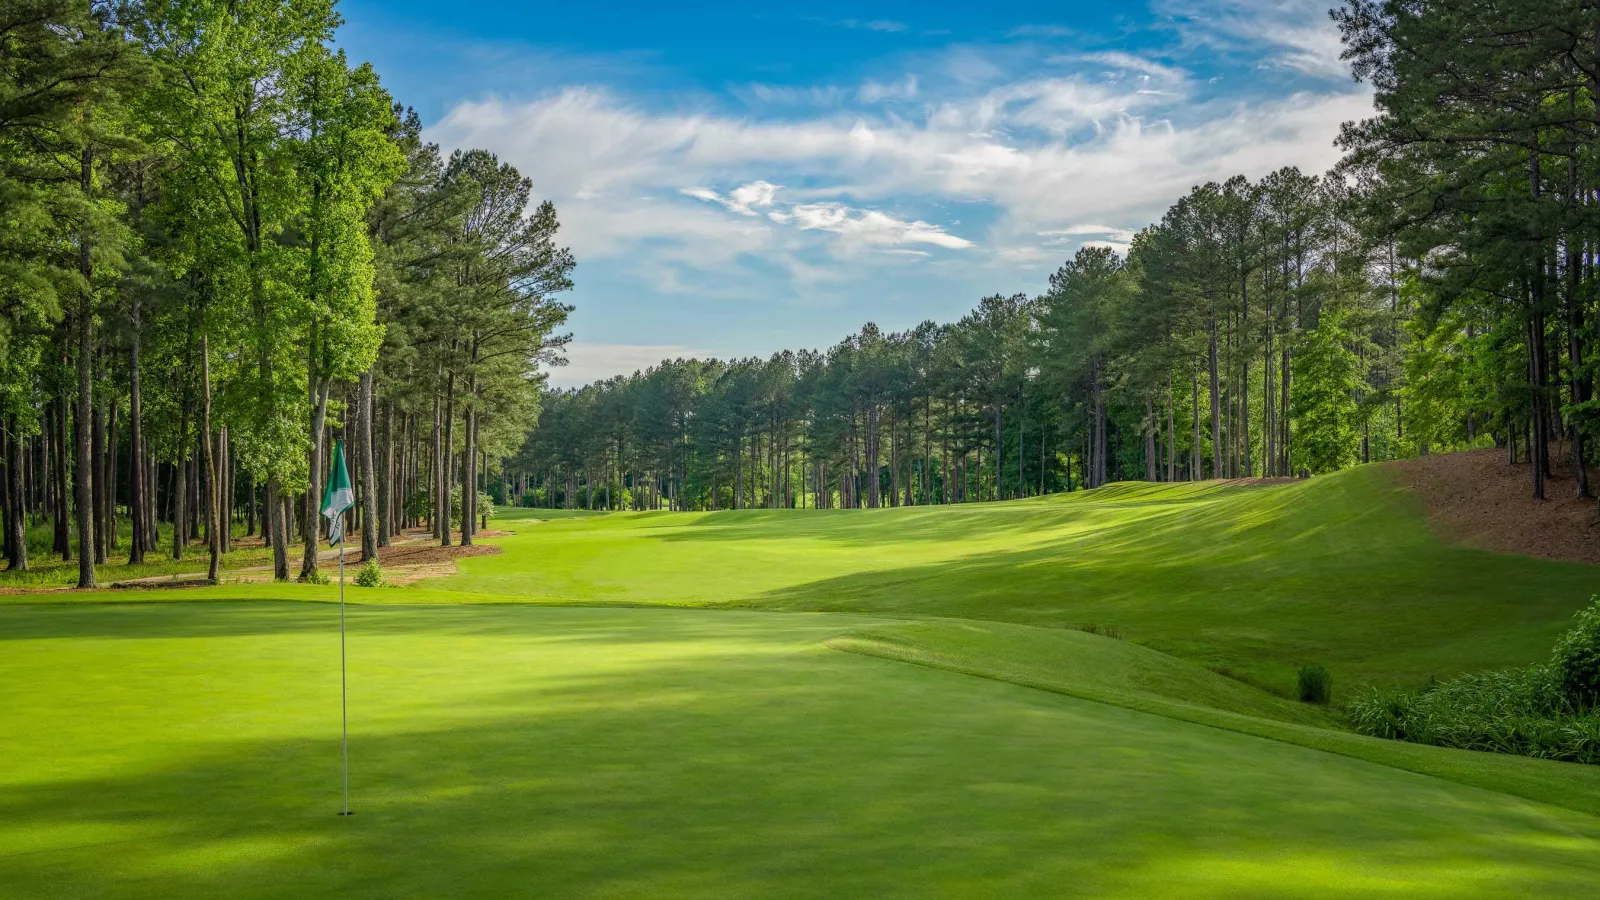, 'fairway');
6,602,1600,899
441,467,1600,690
8,470,1600,897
